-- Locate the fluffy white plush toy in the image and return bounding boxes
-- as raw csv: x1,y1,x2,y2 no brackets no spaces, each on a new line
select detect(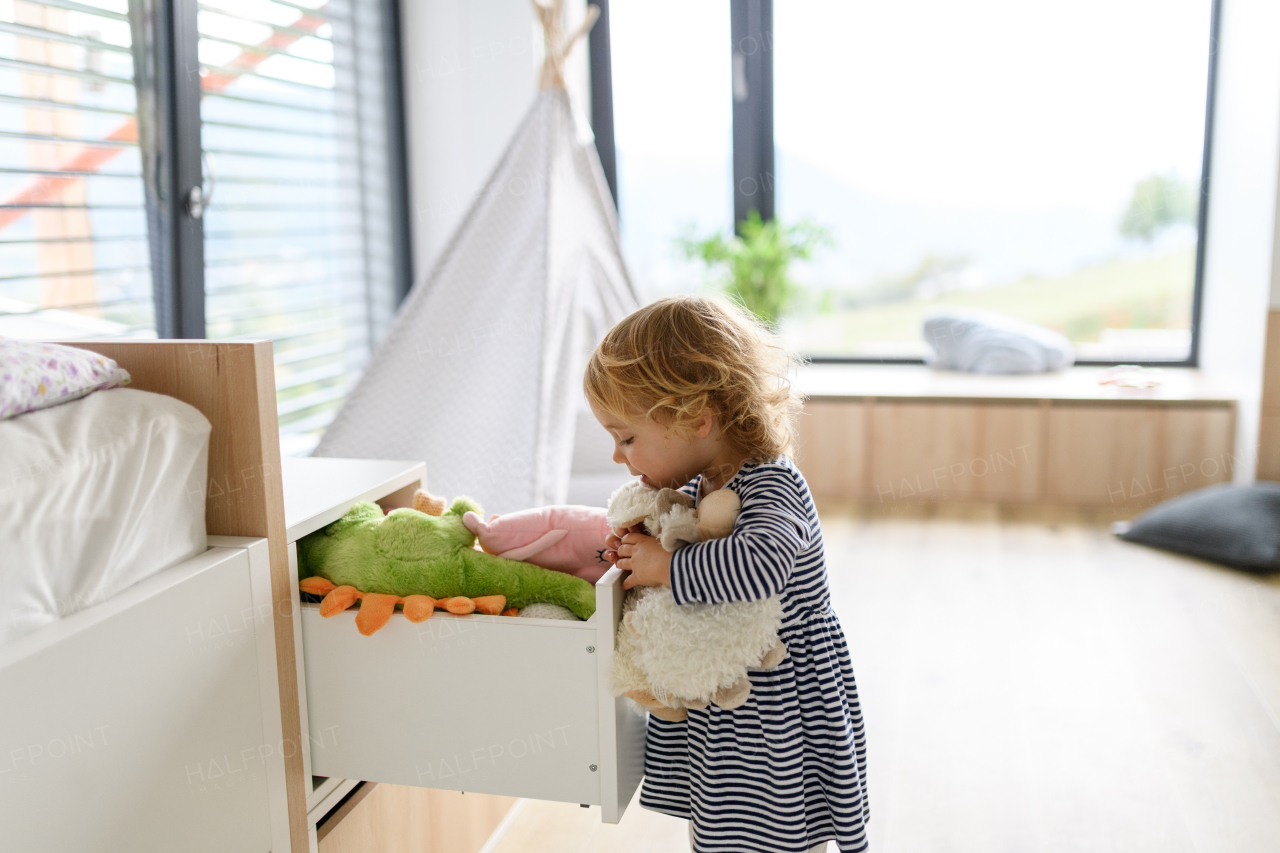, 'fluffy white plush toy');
607,479,786,722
